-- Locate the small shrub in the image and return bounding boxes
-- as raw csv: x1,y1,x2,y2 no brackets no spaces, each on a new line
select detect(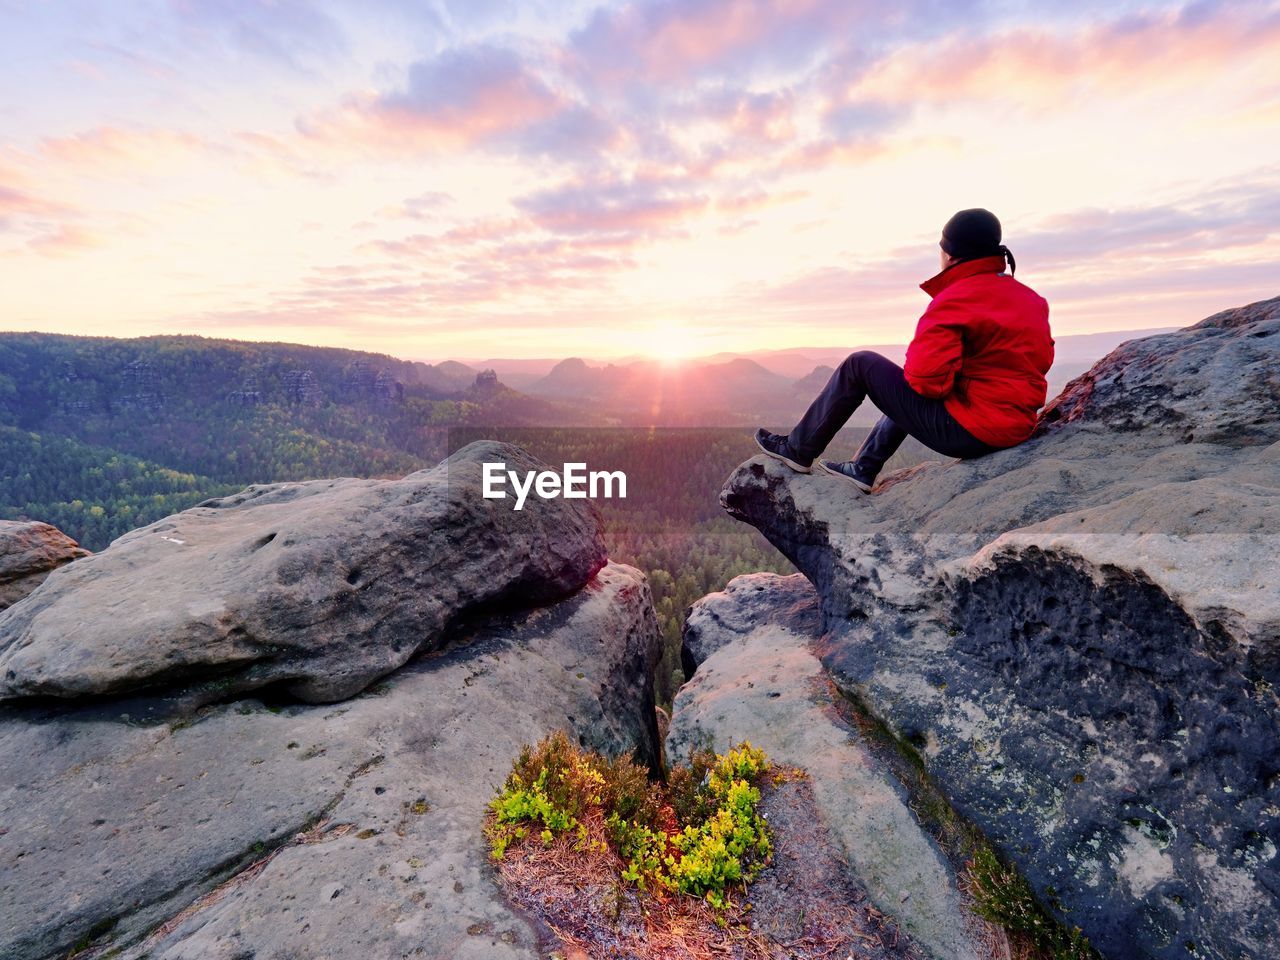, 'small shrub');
599,752,665,827
485,732,773,910
666,745,717,825
666,744,771,908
